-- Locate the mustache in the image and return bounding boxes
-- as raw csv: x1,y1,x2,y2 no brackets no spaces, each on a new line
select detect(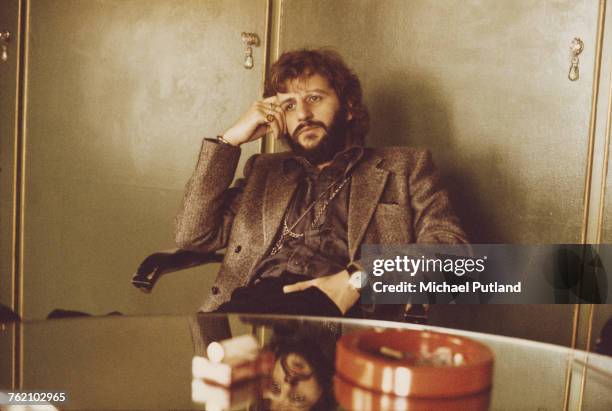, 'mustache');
292,120,328,138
